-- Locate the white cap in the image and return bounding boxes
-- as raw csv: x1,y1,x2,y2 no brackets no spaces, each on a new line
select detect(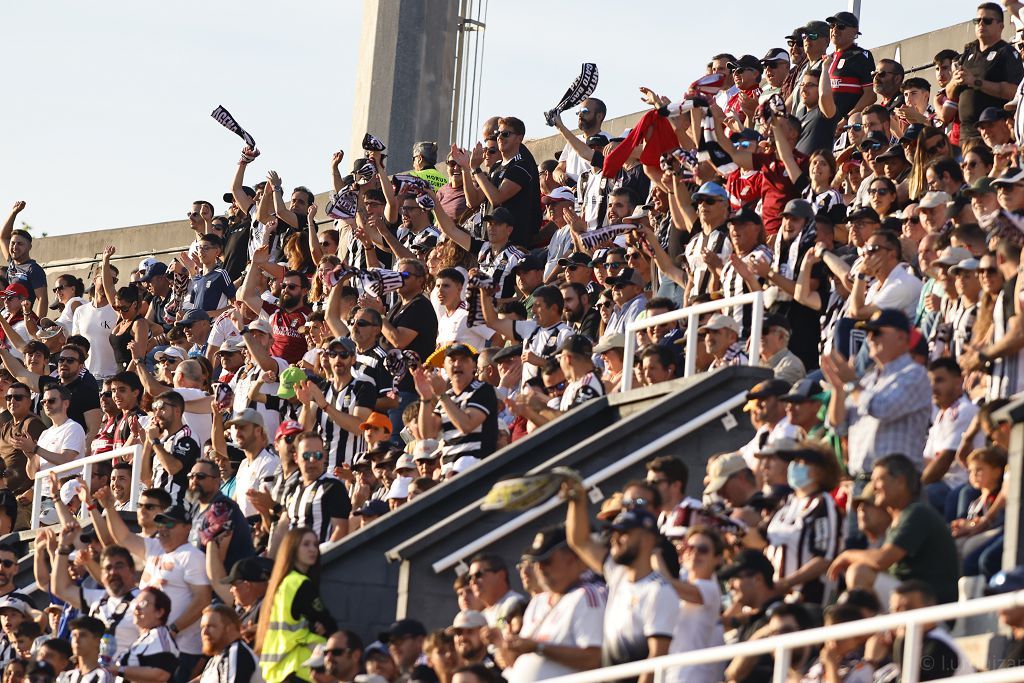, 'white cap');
138,257,158,273
451,456,480,475
60,479,84,506
387,476,412,500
